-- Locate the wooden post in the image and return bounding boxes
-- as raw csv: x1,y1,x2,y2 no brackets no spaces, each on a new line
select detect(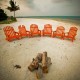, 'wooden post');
14,11,15,18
